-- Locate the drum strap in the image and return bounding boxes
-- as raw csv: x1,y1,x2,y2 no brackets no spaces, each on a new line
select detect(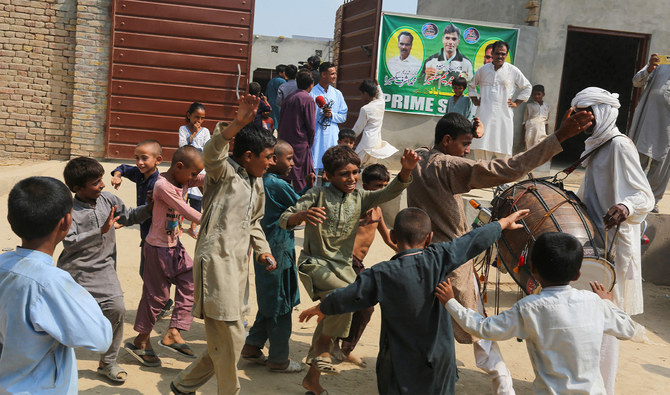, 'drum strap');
560,134,626,176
